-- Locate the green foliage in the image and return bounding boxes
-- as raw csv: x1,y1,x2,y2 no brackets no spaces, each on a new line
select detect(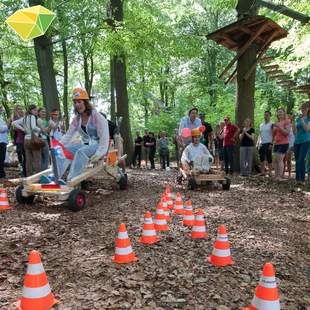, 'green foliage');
0,0,309,139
